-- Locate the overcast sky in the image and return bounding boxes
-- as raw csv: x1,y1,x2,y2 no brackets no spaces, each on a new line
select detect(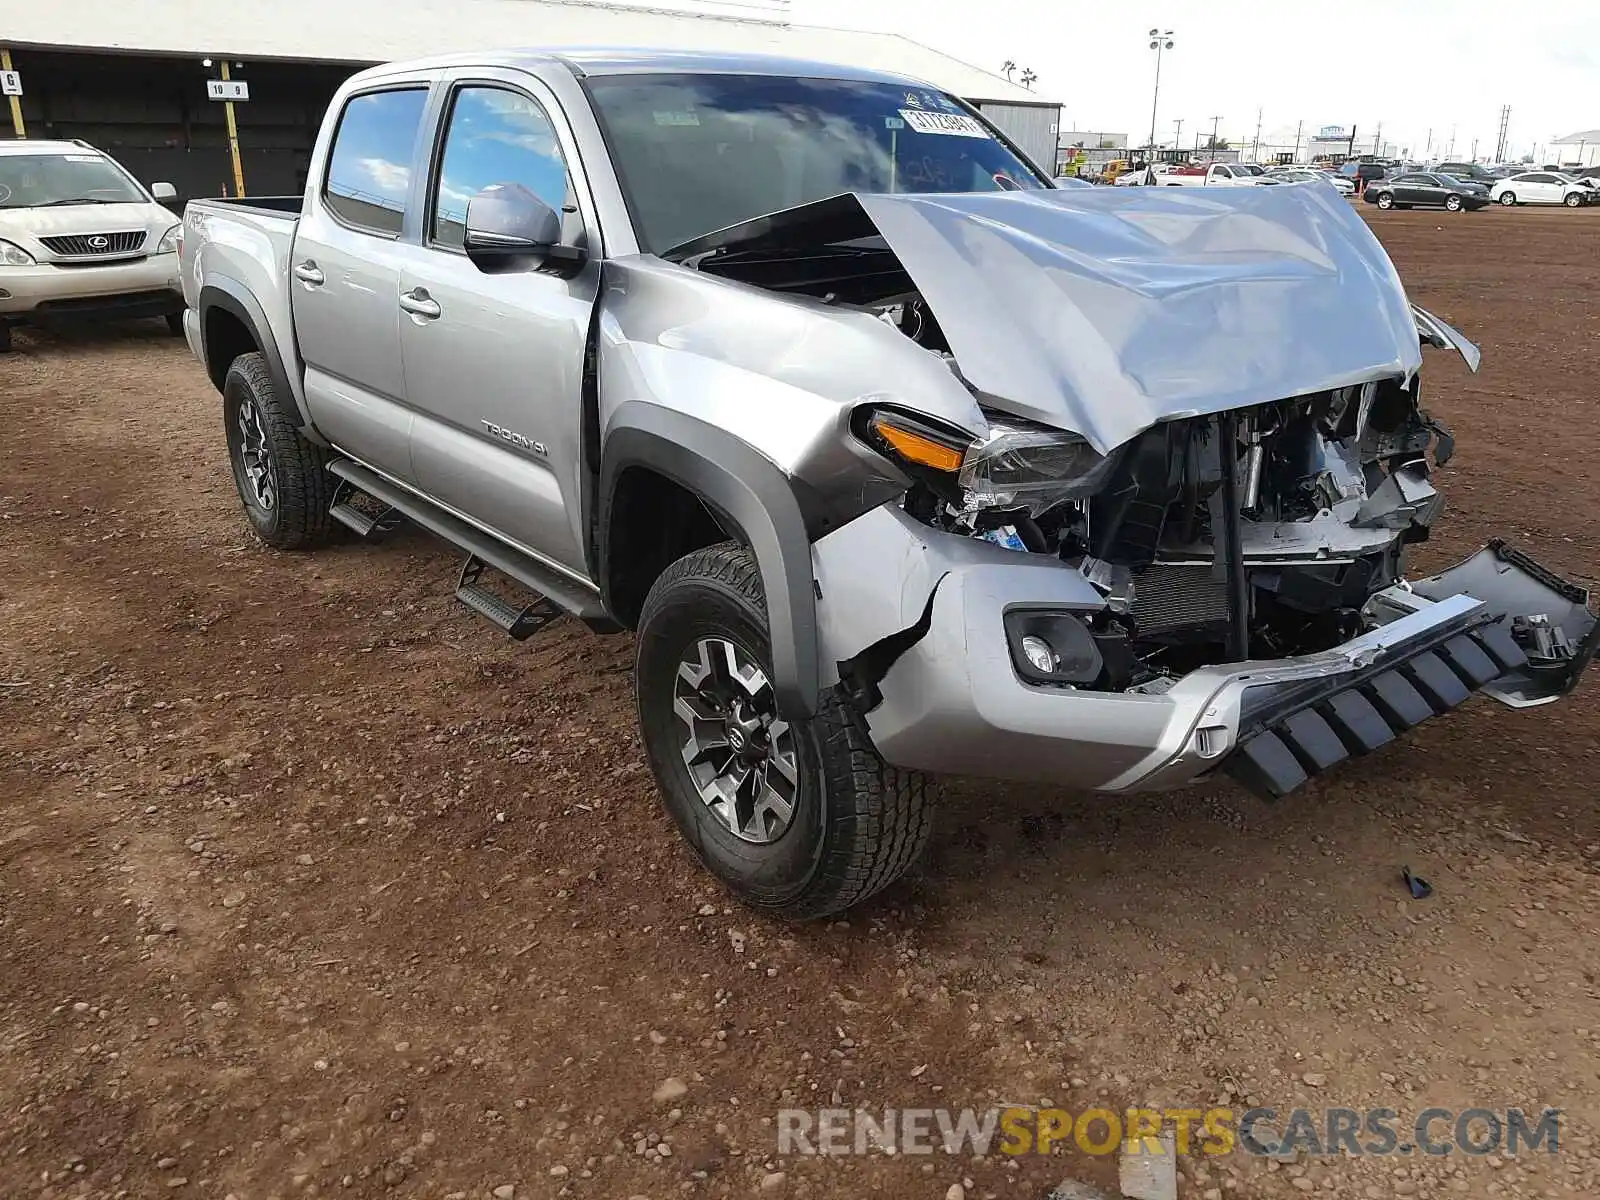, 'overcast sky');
791,0,1598,160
